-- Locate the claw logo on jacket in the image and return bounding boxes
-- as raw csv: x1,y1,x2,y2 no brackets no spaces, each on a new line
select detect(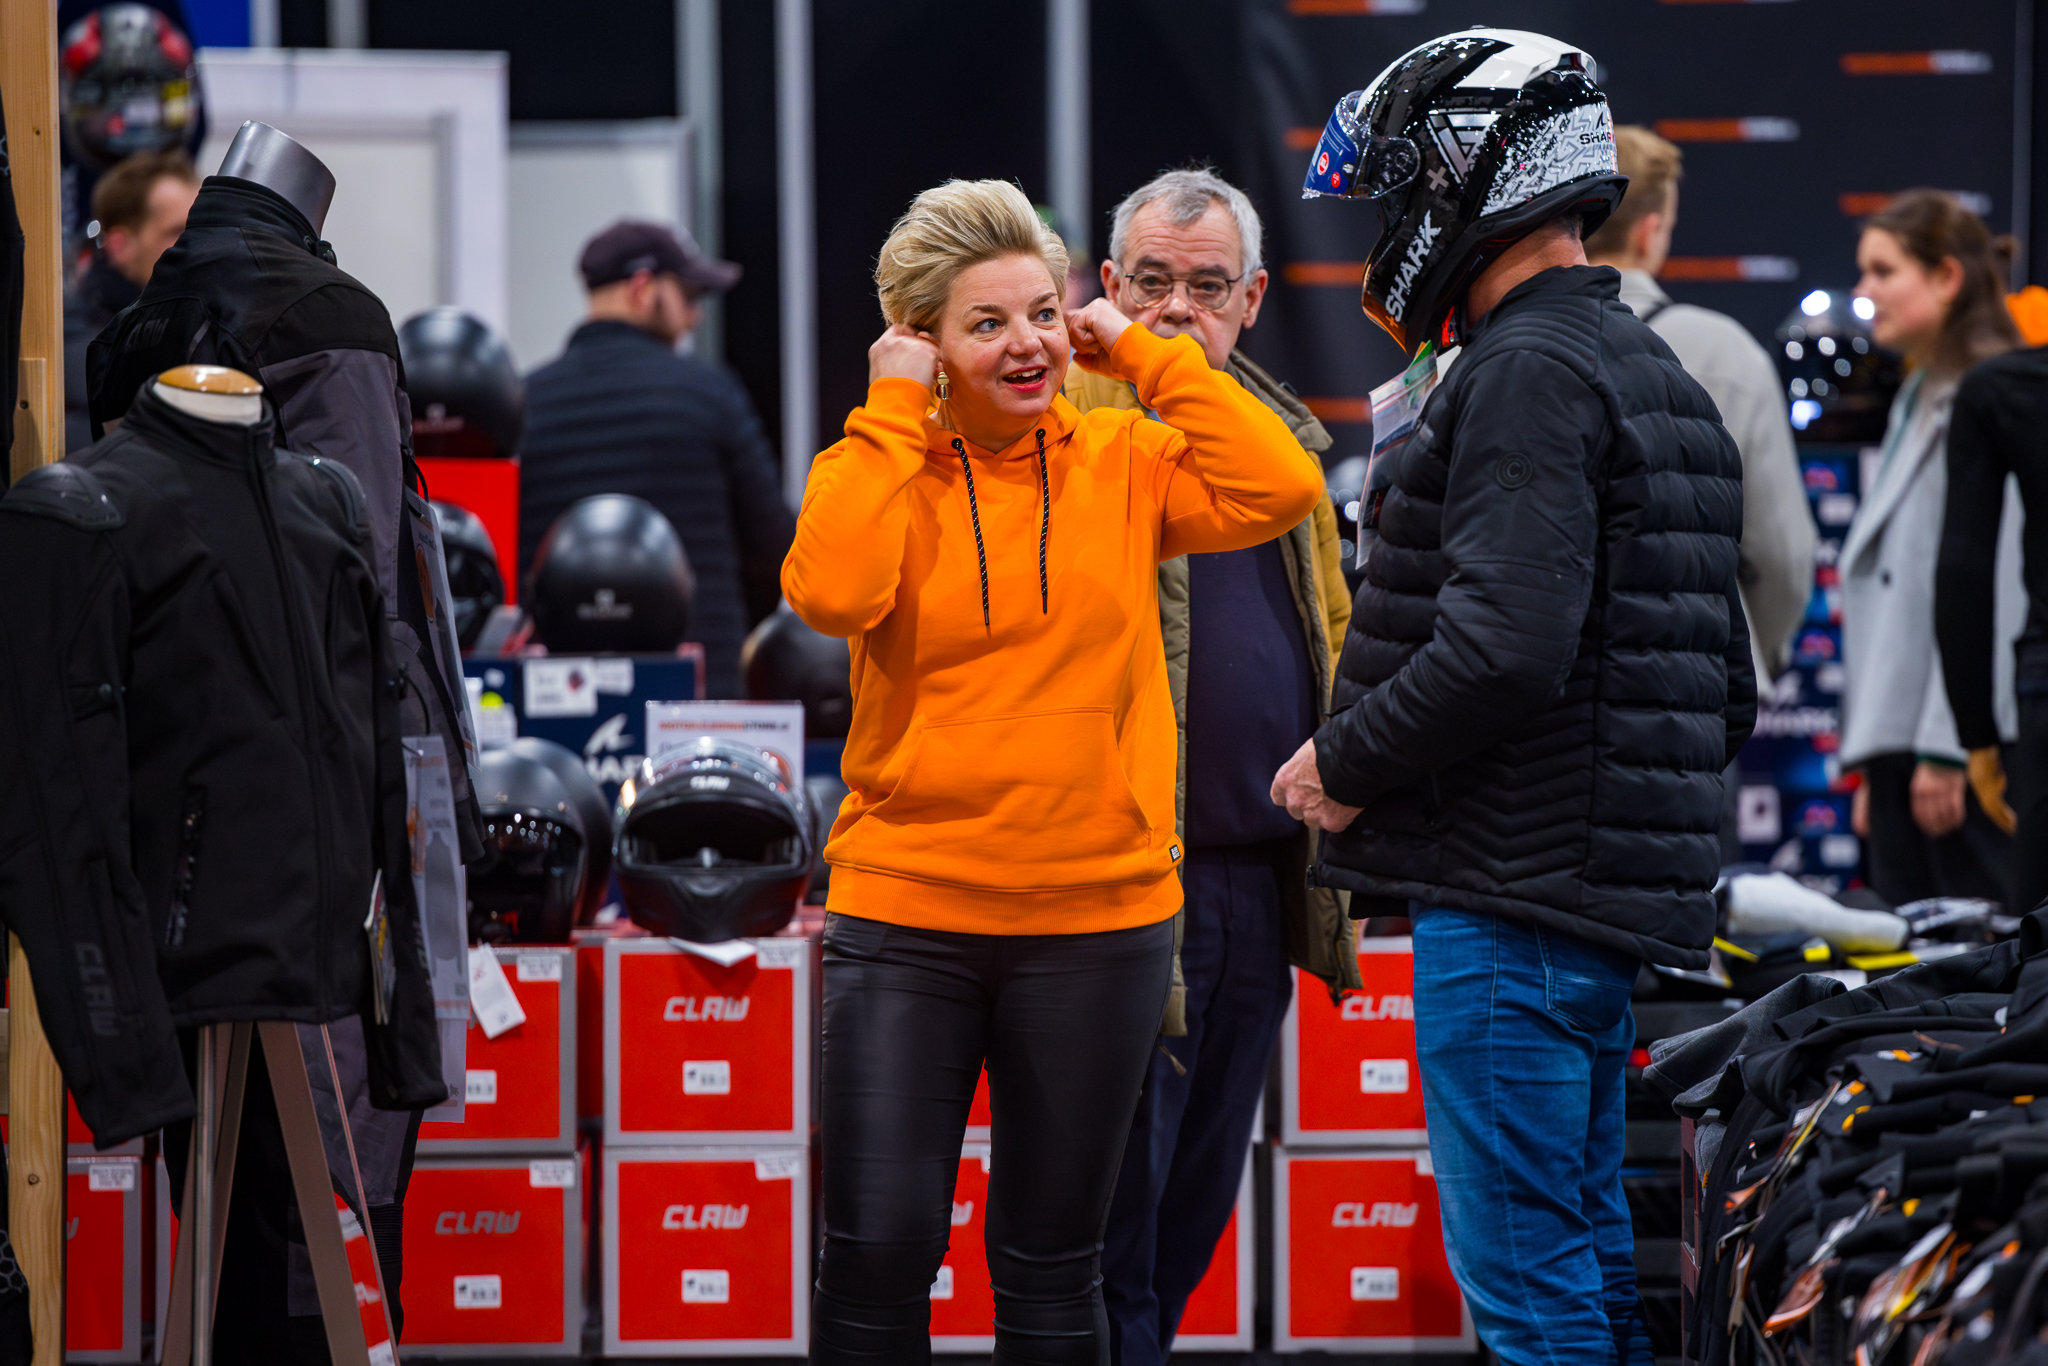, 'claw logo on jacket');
1332,1201,1418,1228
